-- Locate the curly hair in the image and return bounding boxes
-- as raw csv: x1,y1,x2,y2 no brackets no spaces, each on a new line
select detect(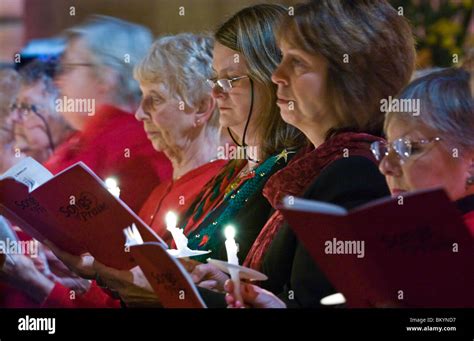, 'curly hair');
134,33,219,132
